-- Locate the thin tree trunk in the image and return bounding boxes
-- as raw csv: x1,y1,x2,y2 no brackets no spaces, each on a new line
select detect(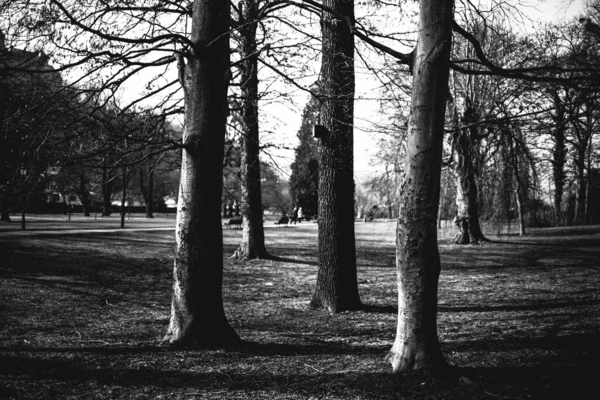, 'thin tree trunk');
310,0,361,313
387,0,451,375
146,166,154,218
140,163,155,219
120,164,127,229
102,157,113,216
575,148,586,225
79,170,91,217
507,128,526,236
550,90,566,226
164,0,239,346
231,0,269,260
515,188,525,235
